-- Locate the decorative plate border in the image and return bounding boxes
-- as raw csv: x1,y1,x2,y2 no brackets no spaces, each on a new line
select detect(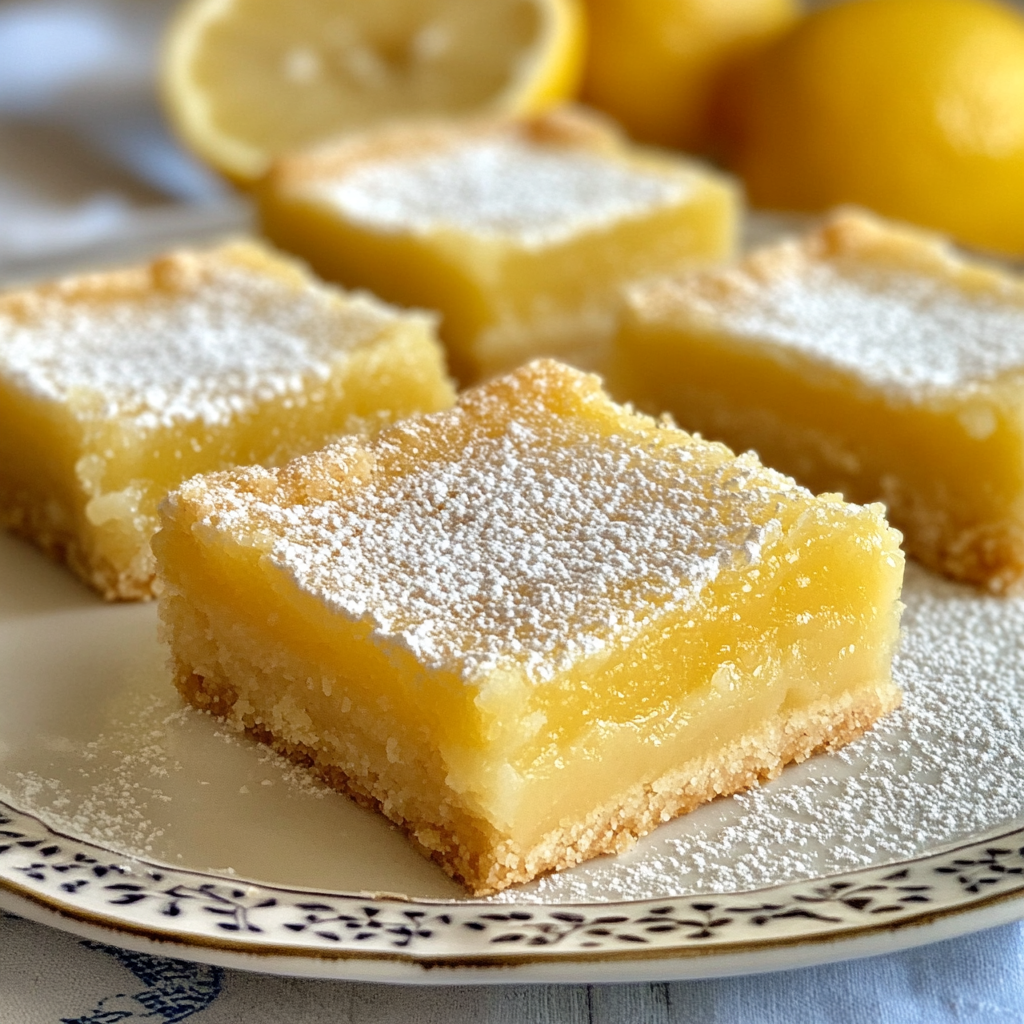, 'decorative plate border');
2,799,1022,969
